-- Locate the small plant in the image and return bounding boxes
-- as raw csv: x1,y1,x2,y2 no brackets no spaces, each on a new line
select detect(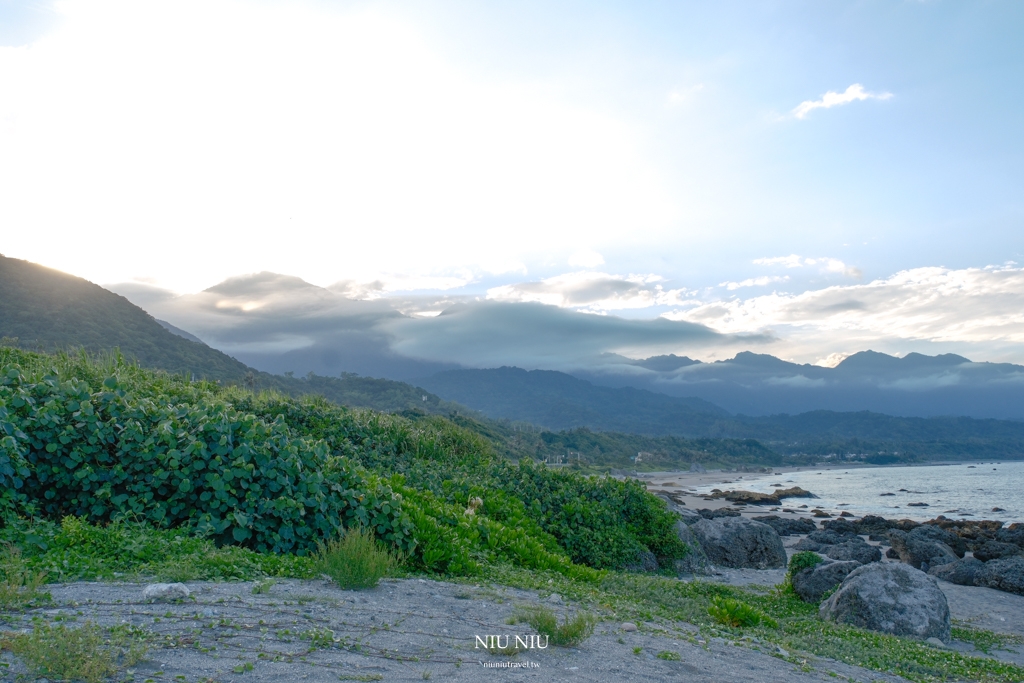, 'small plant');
252,578,275,595
510,605,596,647
301,627,337,650
656,650,681,661
315,527,401,590
0,620,146,683
708,597,778,629
632,646,643,655
0,545,49,610
783,551,825,594
338,675,383,682
232,662,255,673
